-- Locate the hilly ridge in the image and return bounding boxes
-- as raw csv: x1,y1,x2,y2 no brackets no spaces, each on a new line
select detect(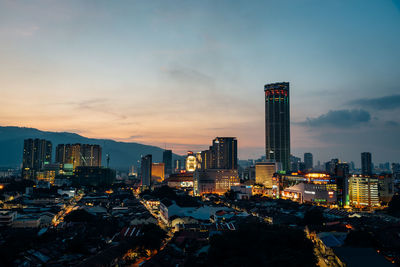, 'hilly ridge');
0,126,182,170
